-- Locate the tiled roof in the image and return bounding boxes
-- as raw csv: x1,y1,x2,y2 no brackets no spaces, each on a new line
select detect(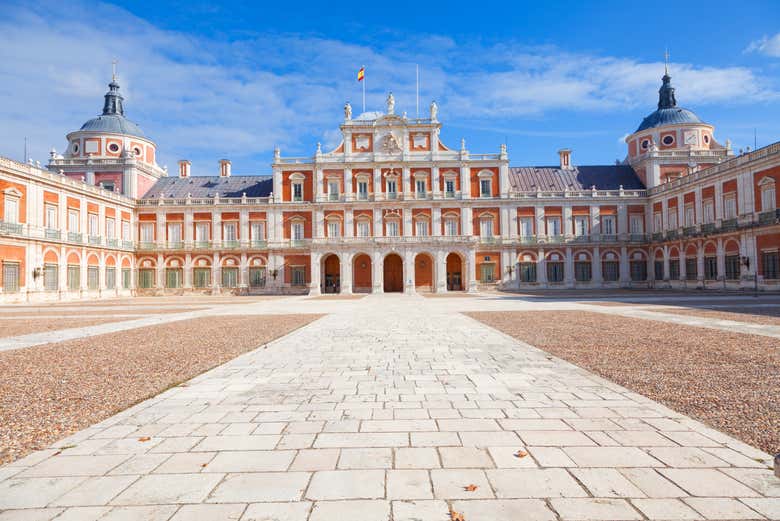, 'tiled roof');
508,165,645,191
142,175,273,199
